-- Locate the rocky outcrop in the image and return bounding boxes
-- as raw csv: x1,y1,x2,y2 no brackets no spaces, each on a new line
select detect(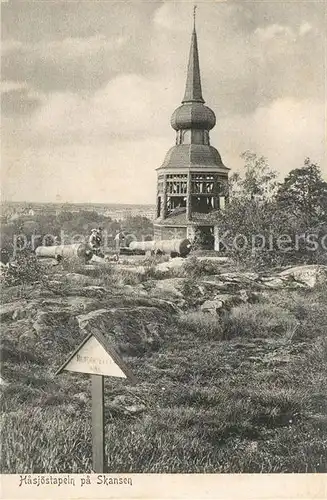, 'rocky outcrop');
77,306,170,355
1,262,325,371
131,263,325,312
156,257,185,273
56,272,102,287
259,276,306,289
0,301,29,321
150,278,186,298
200,289,259,314
279,265,327,288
